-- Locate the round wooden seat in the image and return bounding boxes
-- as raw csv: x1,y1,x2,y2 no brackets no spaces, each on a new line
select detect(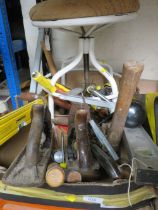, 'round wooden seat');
30,0,140,22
